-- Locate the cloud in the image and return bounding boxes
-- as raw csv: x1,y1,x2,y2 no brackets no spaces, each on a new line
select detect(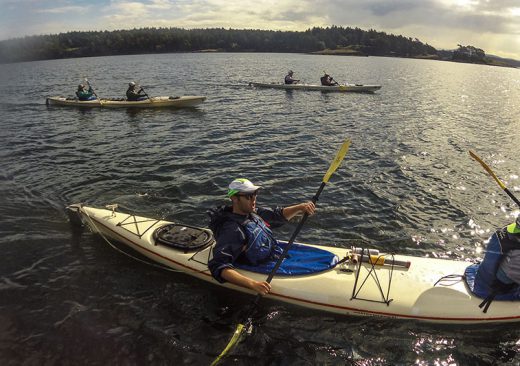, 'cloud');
37,5,90,14
101,0,520,58
366,0,425,17
473,0,519,12
316,0,520,56
0,0,519,59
